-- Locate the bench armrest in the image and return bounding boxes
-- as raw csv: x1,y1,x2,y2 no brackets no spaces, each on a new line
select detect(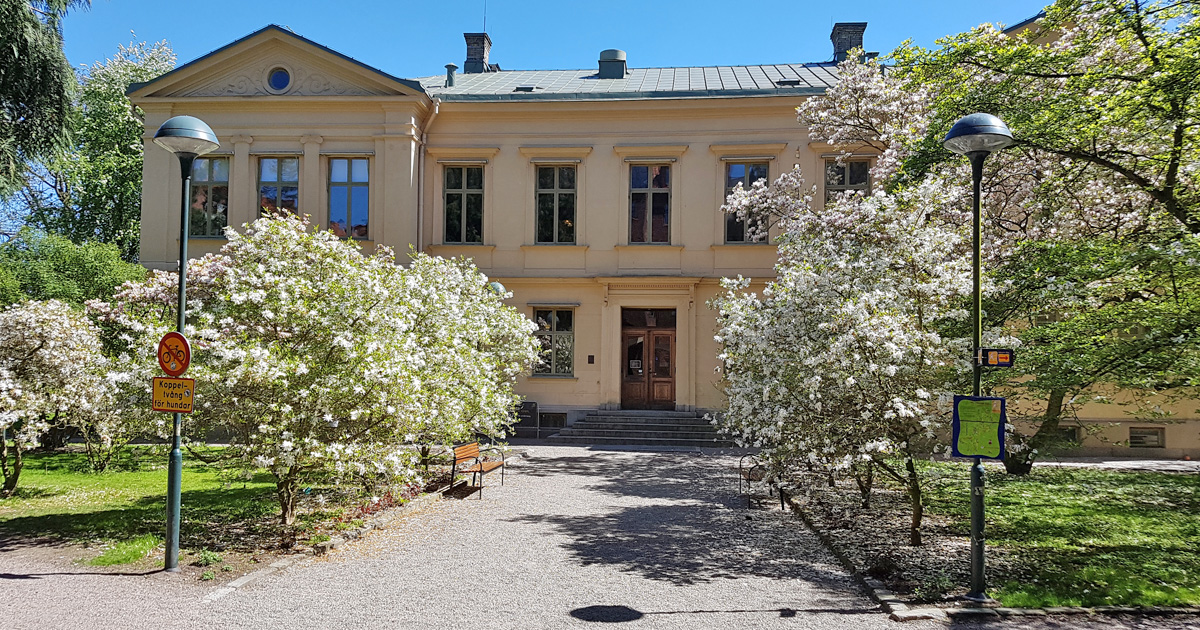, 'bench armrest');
480,446,507,463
